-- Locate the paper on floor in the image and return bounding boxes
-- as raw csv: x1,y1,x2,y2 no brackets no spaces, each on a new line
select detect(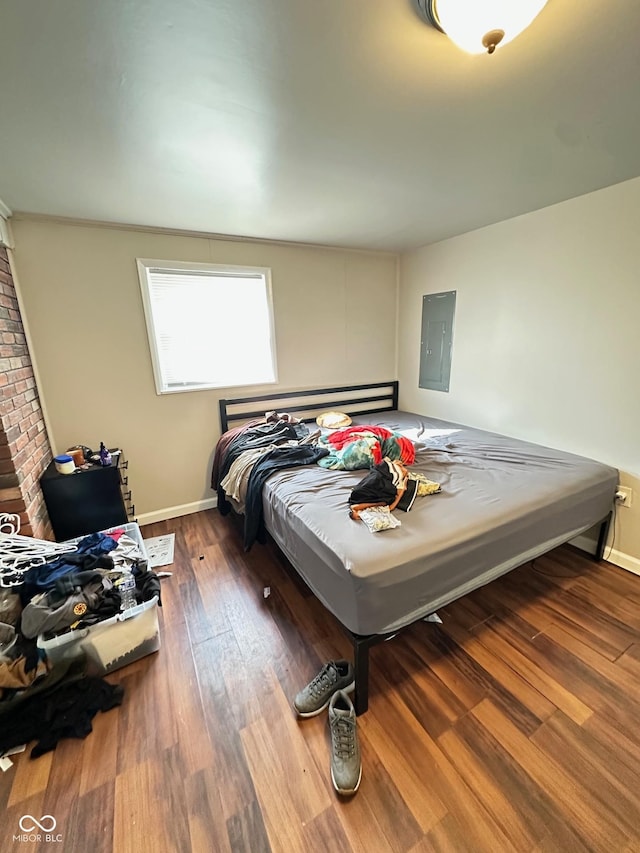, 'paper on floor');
143,533,175,568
